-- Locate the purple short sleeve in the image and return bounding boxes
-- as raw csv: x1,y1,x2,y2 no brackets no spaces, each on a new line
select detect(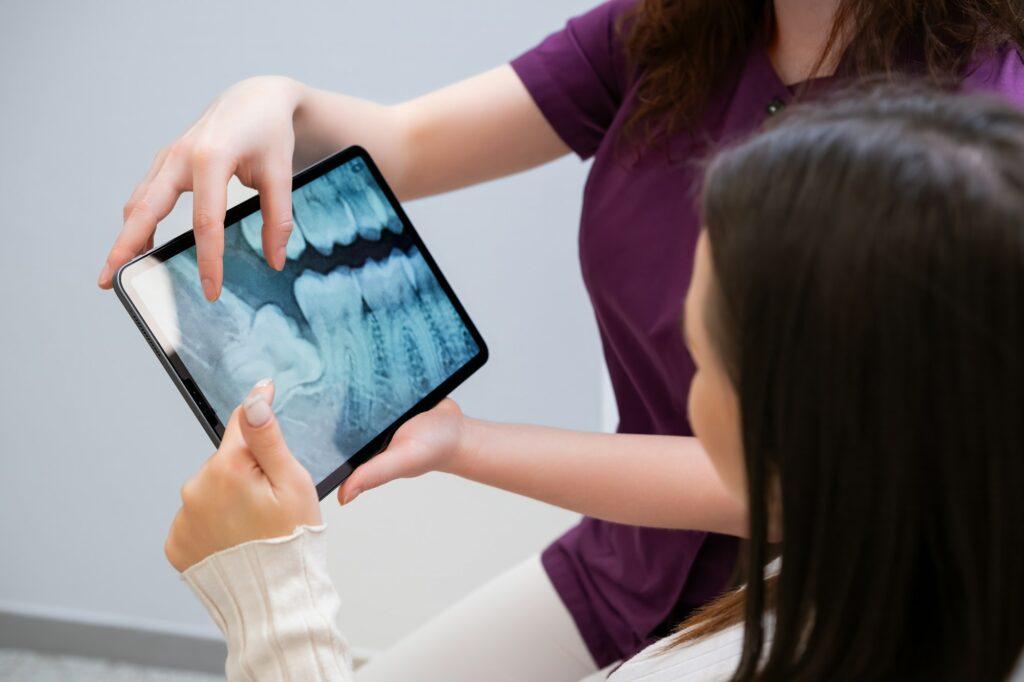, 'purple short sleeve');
963,45,1024,108
510,1,635,159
